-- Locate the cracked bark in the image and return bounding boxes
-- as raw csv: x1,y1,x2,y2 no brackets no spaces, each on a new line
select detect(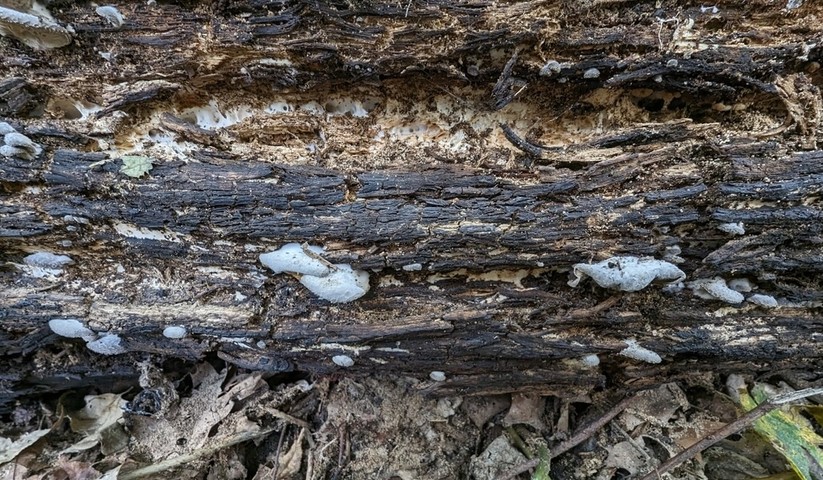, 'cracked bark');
1,0,823,411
